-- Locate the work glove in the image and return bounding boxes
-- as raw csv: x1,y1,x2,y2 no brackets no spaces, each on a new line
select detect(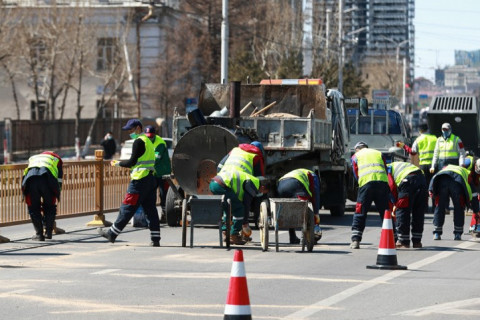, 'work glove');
111,160,119,167
429,168,435,174
396,141,405,148
314,214,320,225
